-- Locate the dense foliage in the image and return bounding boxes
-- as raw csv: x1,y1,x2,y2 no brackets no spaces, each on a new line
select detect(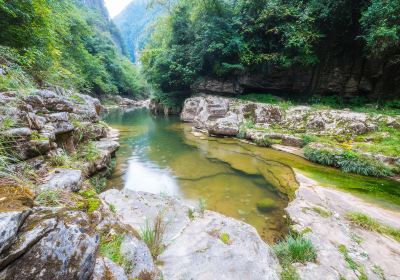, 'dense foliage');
0,0,147,97
141,0,400,93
